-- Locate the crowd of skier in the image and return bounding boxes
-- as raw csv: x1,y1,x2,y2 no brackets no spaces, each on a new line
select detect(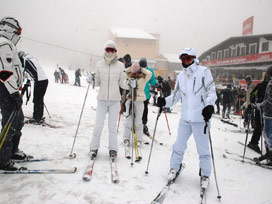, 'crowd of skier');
1,16,272,202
